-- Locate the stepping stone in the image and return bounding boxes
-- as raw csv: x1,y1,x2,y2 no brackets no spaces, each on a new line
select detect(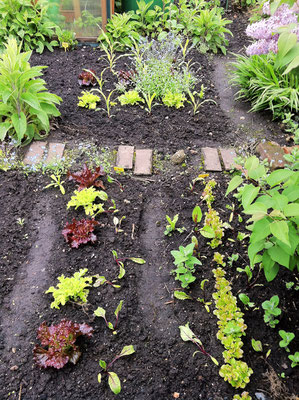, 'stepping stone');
202,147,222,171
134,149,153,175
219,148,237,170
256,141,286,170
23,141,47,165
45,142,65,164
116,145,134,169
